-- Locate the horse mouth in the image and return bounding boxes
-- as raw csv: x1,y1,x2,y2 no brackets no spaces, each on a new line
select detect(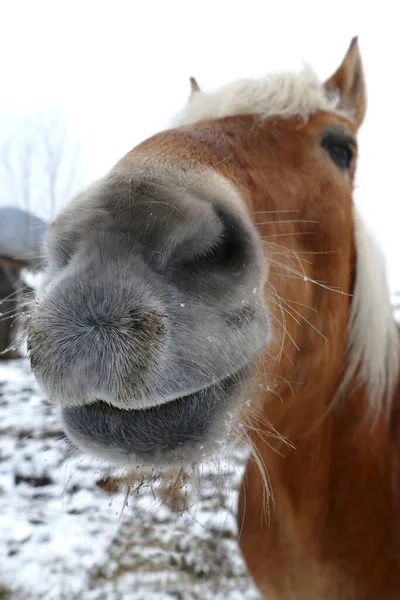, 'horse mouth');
62,367,248,467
